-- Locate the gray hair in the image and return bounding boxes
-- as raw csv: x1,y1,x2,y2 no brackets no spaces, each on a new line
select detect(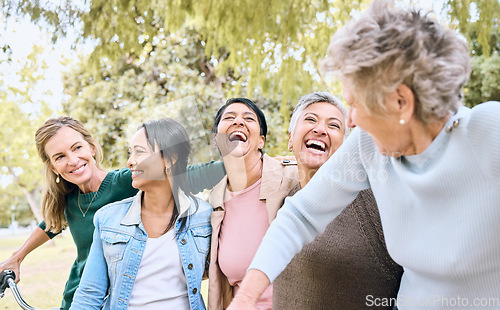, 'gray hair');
323,0,470,123
289,91,350,139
